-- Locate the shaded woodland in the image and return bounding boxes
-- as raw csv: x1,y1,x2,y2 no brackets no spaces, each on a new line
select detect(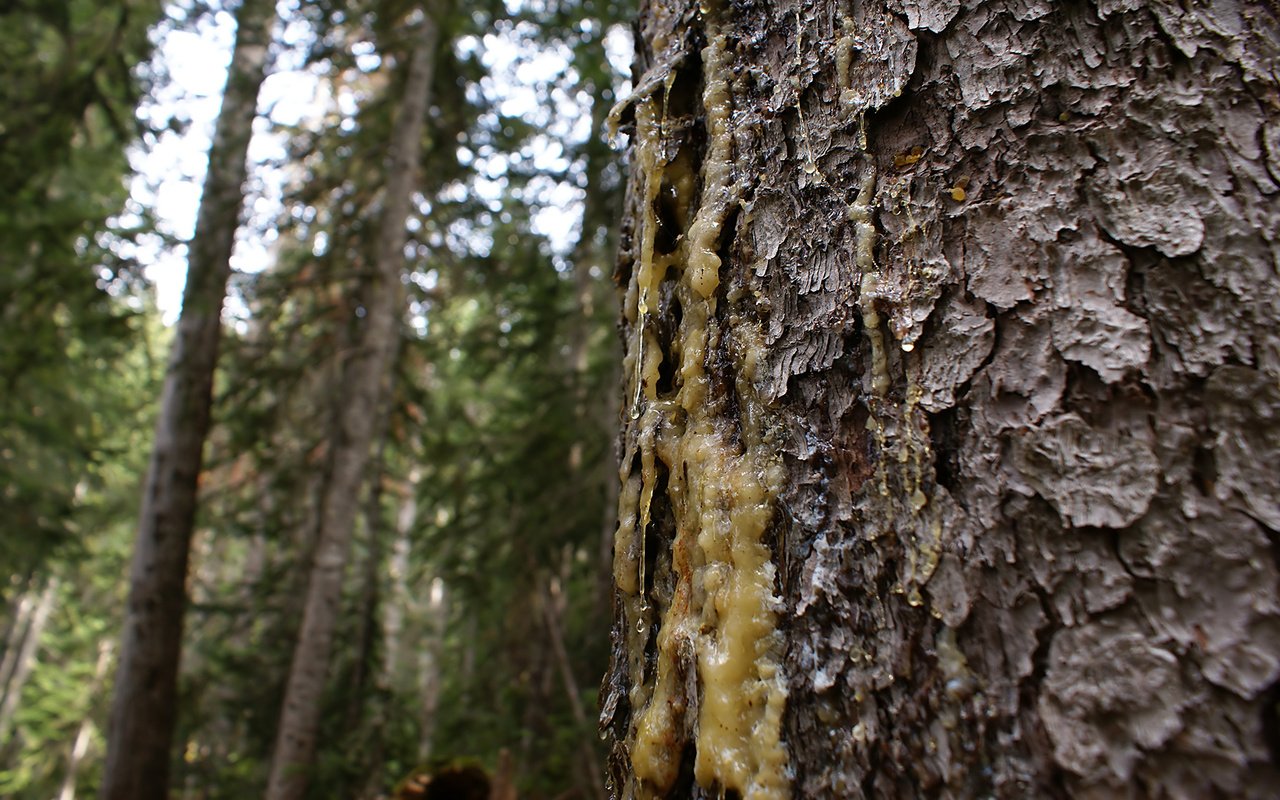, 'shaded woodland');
2,0,629,797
